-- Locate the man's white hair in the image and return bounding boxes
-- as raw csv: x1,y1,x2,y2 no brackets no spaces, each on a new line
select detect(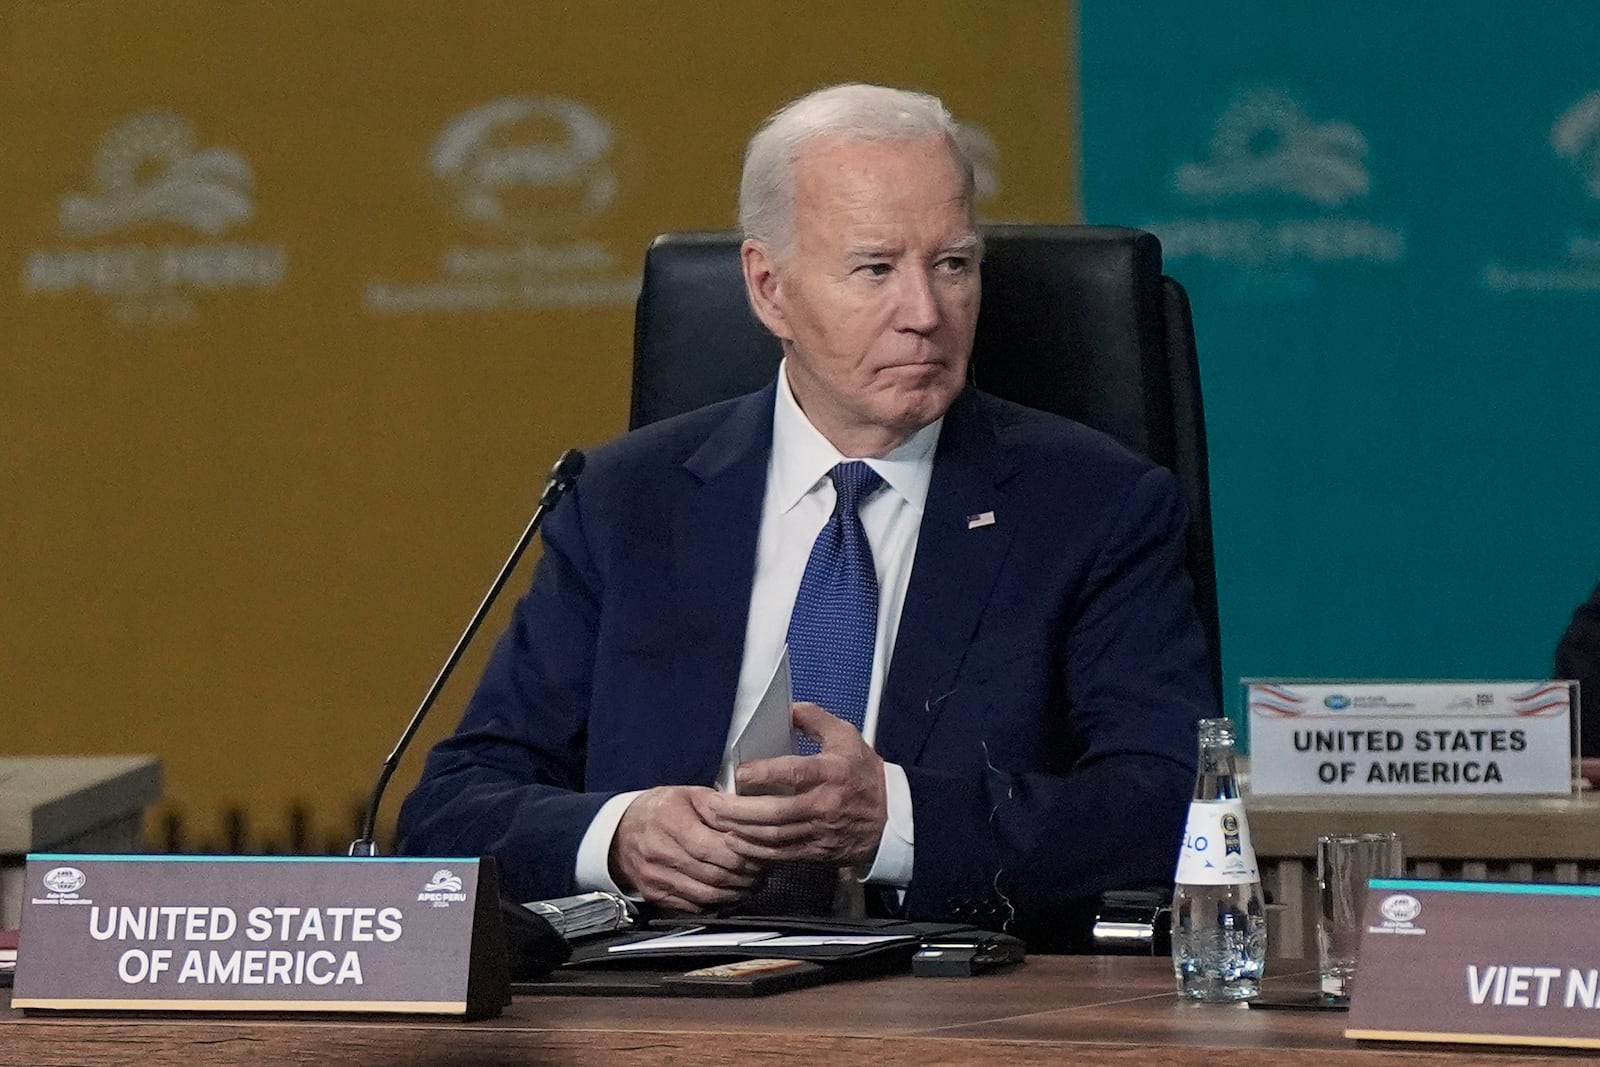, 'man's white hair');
738,83,976,257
